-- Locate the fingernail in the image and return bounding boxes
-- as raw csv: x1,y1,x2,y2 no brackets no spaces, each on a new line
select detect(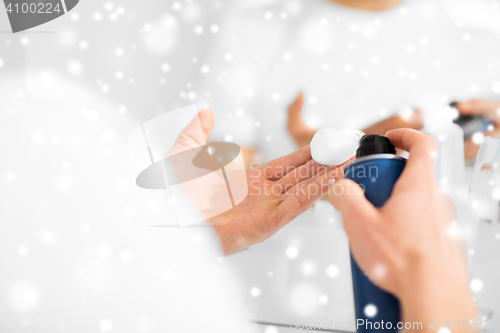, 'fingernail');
328,178,336,185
